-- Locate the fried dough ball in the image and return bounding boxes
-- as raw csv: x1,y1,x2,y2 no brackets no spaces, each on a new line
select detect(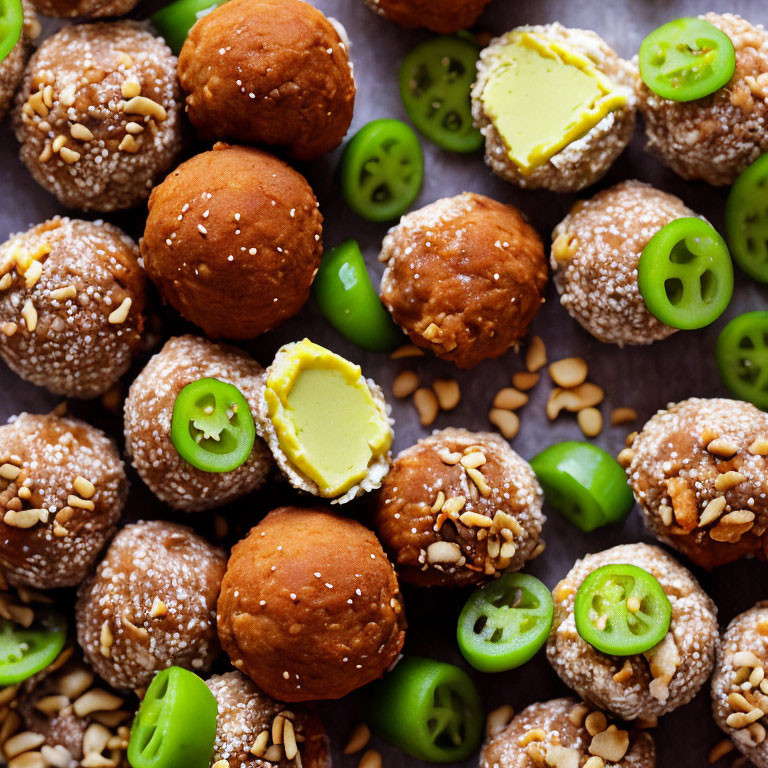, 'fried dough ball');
0,413,127,590
379,193,547,369
178,0,355,161
637,13,768,186
206,672,330,768
141,144,323,340
551,181,697,345
374,428,544,587
76,520,226,692
0,217,146,399
0,0,38,120
13,22,183,212
547,543,718,721
712,602,768,766
217,507,406,702
362,0,491,34
481,698,656,768
626,398,768,569
124,335,272,512
31,0,139,18
472,24,636,193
